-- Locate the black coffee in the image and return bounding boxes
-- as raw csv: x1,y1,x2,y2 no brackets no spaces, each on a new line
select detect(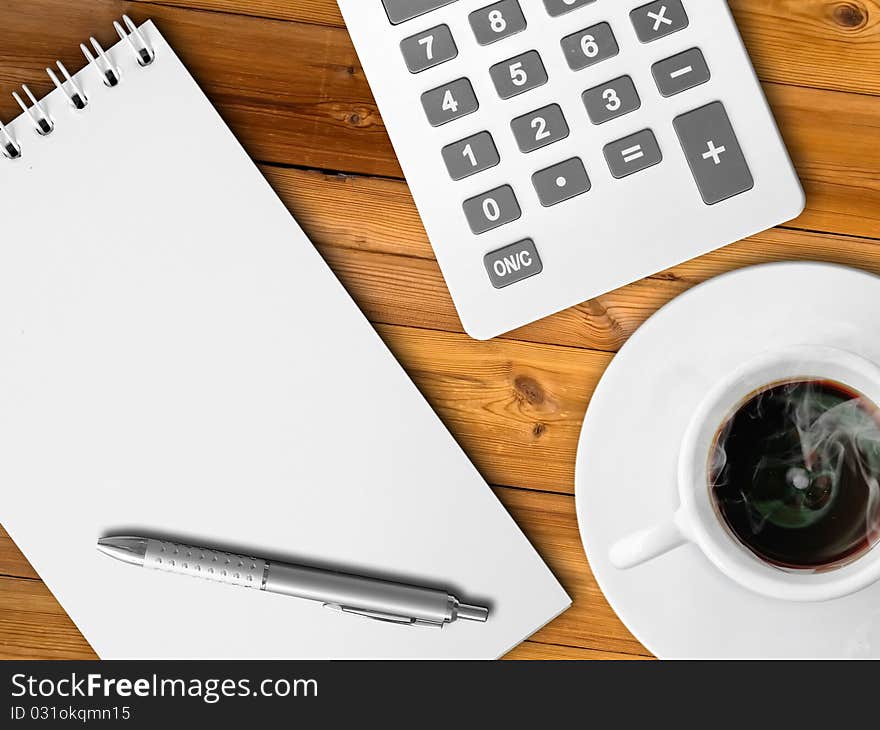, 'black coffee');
710,379,880,569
